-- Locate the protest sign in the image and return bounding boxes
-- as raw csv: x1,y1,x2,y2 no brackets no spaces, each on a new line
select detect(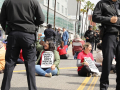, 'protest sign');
41,51,54,68
84,57,99,73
